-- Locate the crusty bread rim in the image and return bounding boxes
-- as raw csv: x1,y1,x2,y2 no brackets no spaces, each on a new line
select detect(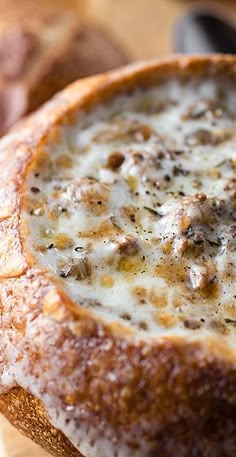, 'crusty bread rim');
0,55,236,457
